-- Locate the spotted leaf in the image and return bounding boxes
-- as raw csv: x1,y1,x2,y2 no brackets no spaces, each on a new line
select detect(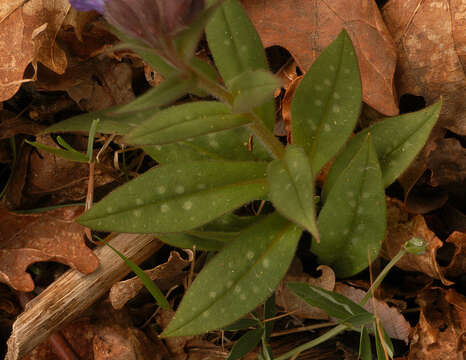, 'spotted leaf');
78,161,268,233
143,126,271,163
161,213,301,336
312,135,386,277
126,102,251,145
323,101,442,199
205,0,275,130
291,30,362,174
267,145,319,240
